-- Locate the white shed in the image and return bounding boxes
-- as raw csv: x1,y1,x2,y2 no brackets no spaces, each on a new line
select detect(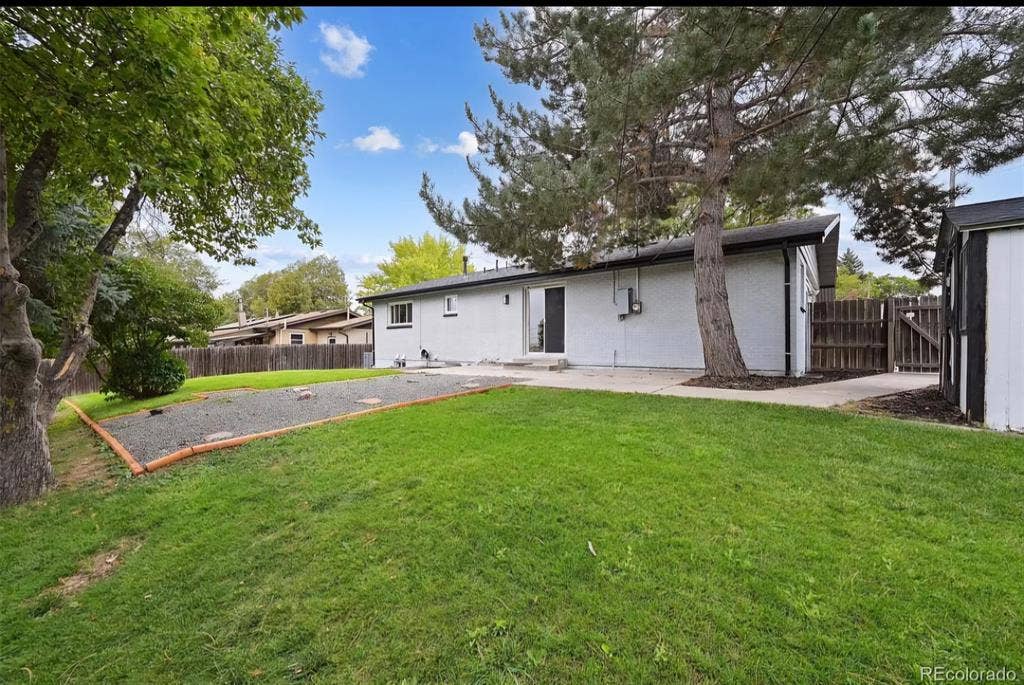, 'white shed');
936,196,1024,431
